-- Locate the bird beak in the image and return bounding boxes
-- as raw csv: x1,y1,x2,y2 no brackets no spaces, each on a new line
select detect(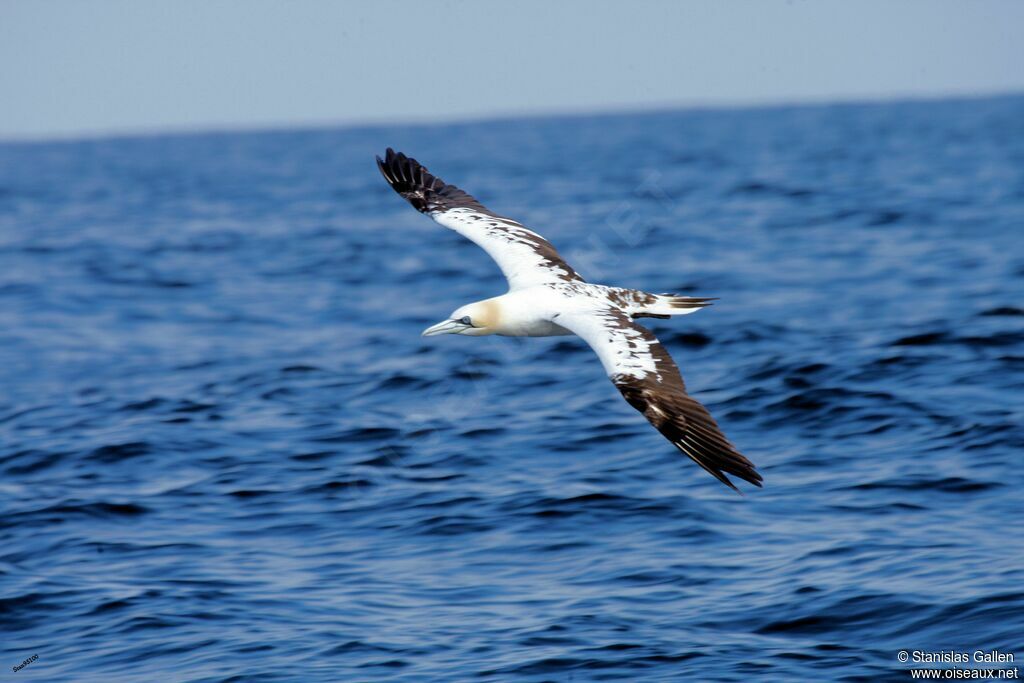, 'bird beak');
421,319,467,337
